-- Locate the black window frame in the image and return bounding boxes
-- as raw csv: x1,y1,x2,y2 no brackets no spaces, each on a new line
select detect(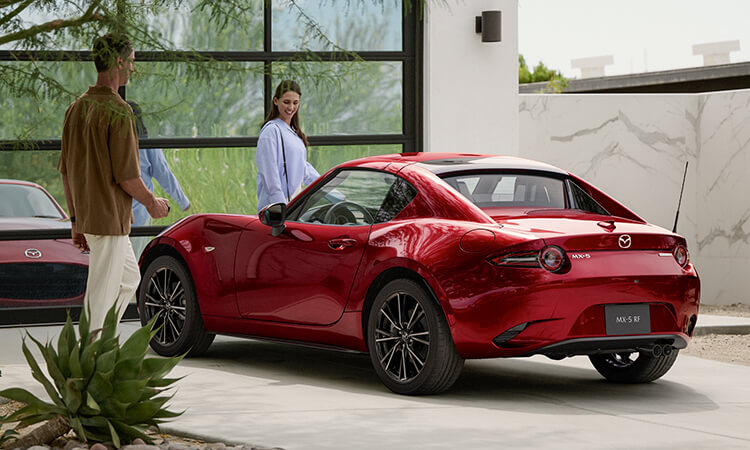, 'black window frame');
0,1,423,326
0,0,423,152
